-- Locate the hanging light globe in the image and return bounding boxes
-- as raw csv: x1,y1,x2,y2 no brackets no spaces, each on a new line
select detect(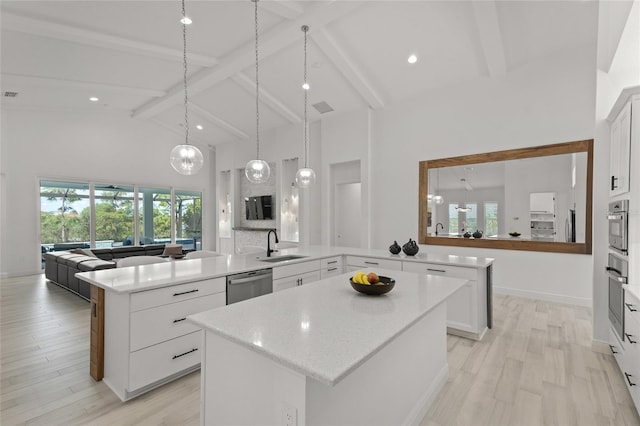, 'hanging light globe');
295,167,316,188
170,144,204,175
245,159,270,184
433,195,444,205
